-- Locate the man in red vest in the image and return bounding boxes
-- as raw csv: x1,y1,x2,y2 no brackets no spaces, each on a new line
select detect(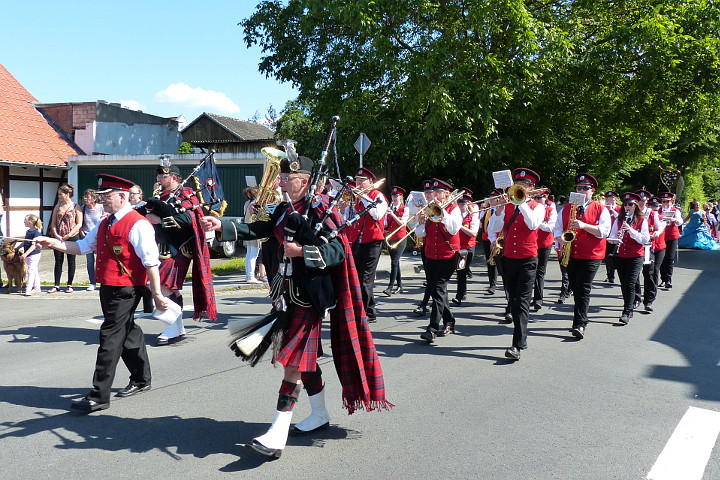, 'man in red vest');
351,167,388,323
488,168,544,360
36,174,169,413
532,188,557,311
416,178,462,342
452,191,479,306
658,192,683,289
553,173,611,340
